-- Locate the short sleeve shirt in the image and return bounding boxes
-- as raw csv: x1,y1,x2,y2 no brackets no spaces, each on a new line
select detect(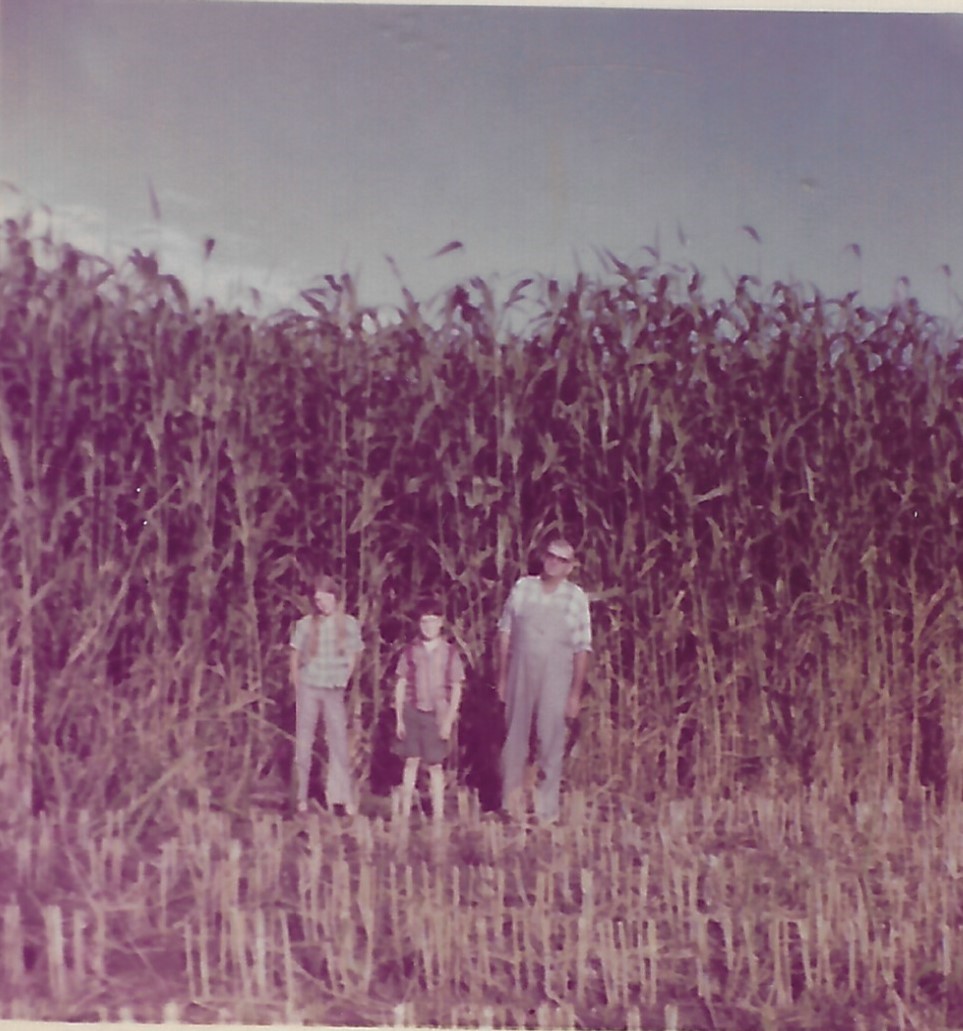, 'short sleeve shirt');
291,613,363,688
497,576,592,653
